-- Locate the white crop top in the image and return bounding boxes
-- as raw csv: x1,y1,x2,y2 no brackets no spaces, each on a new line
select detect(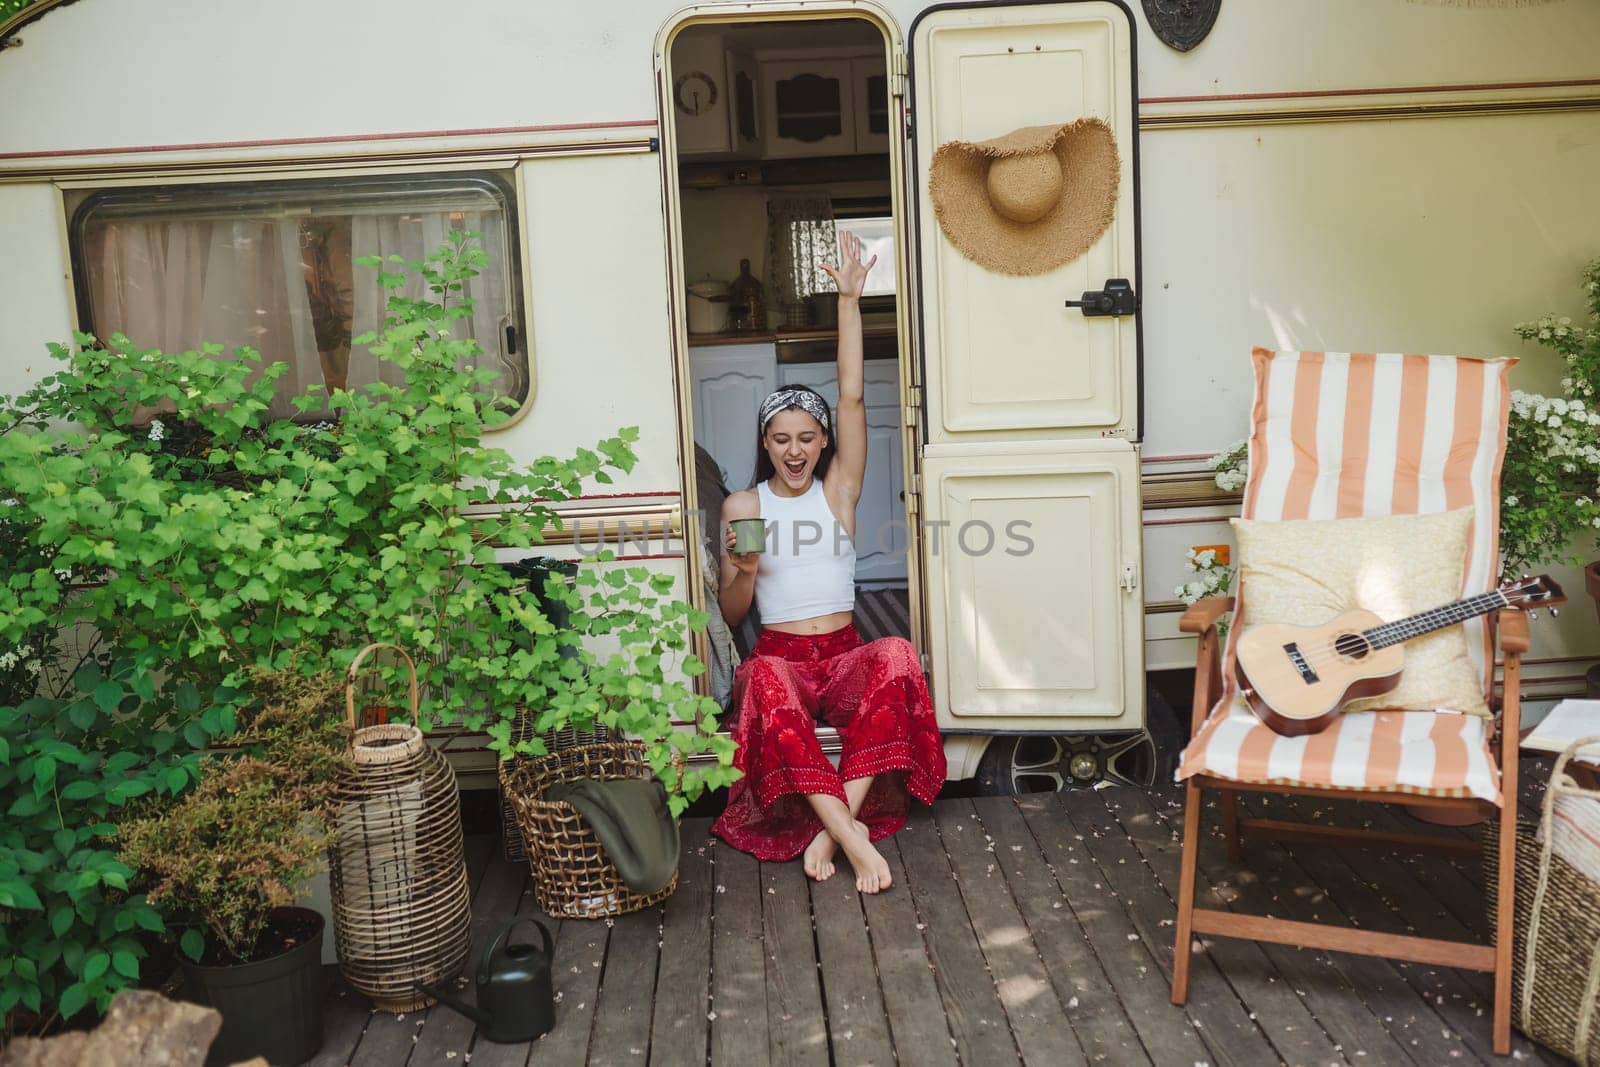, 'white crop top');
754,479,857,624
